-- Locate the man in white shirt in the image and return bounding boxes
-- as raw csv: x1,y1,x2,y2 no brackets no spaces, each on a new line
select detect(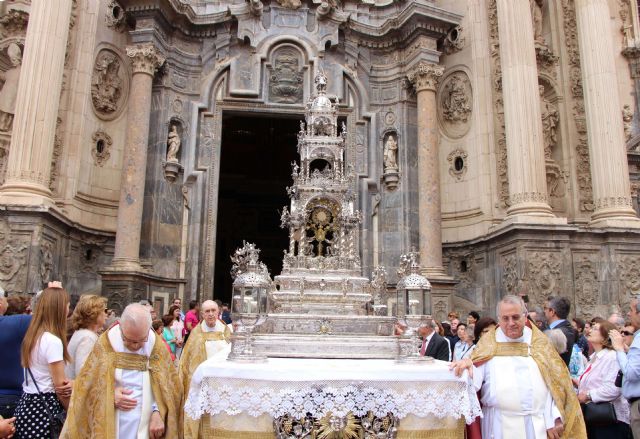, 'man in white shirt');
451,295,586,439
179,300,232,438
62,303,181,439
